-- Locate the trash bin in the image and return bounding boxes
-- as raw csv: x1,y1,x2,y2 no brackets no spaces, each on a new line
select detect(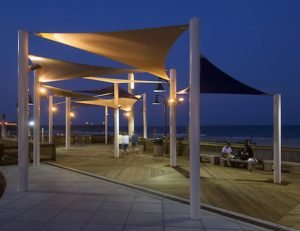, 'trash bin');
153,138,163,156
